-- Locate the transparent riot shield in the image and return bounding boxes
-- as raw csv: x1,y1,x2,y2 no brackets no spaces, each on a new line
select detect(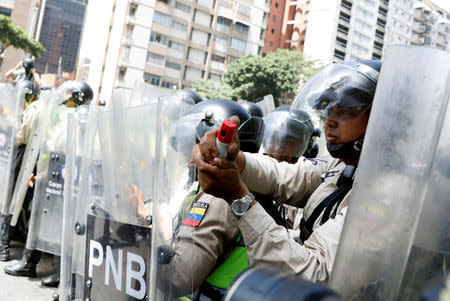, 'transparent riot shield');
59,86,187,300
25,104,77,255
9,90,54,223
329,46,450,300
149,93,197,300
0,85,22,213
